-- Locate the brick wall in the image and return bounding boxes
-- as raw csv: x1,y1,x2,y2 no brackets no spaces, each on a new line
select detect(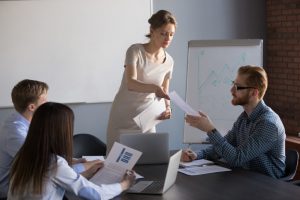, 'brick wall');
266,0,300,136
